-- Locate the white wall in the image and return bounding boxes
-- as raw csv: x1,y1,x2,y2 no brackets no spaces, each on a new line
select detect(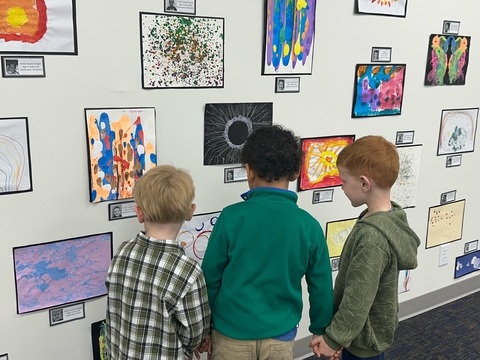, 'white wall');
1,1,479,359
